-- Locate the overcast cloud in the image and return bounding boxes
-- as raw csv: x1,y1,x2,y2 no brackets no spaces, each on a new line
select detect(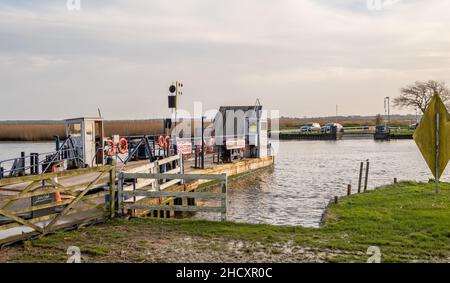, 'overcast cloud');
0,0,449,119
